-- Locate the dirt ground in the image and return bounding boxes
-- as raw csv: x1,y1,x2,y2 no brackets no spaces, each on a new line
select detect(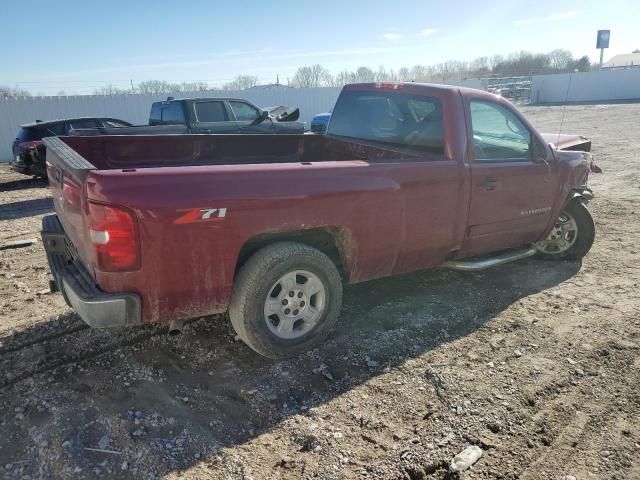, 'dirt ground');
0,104,638,480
